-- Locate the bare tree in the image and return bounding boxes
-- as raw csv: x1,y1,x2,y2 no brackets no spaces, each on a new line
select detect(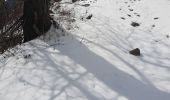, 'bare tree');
23,0,51,42
0,0,52,53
